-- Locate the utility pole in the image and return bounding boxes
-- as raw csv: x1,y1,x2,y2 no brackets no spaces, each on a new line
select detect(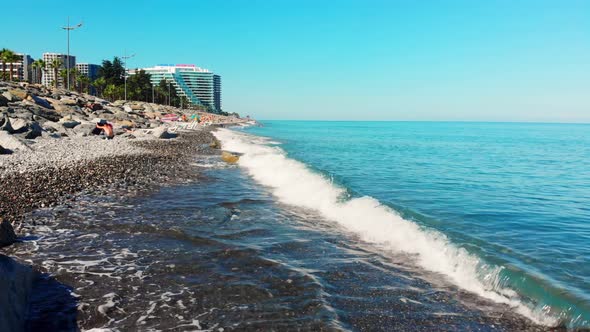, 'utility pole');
61,17,82,90
121,52,135,101
152,84,155,103
168,82,171,106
